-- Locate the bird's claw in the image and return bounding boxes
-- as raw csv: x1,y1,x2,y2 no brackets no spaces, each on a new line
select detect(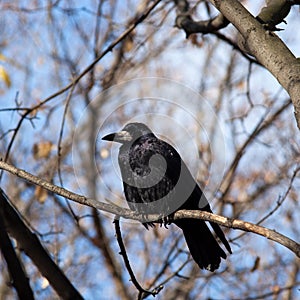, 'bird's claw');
158,214,174,229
